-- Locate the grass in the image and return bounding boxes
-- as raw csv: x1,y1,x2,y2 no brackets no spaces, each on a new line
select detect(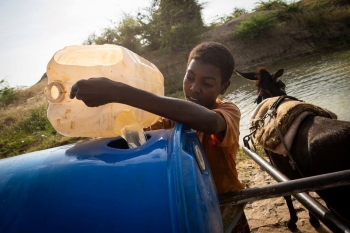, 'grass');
237,145,267,163
0,103,81,158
